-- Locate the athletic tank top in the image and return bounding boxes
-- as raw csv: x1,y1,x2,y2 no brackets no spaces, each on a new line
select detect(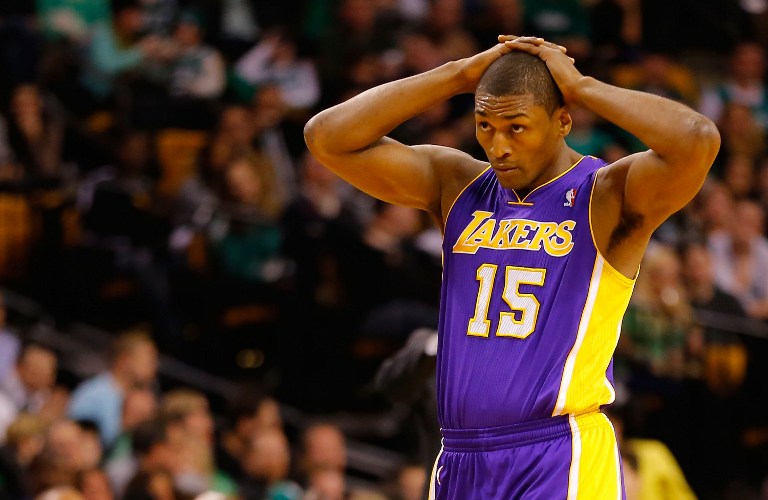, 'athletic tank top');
437,156,635,429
